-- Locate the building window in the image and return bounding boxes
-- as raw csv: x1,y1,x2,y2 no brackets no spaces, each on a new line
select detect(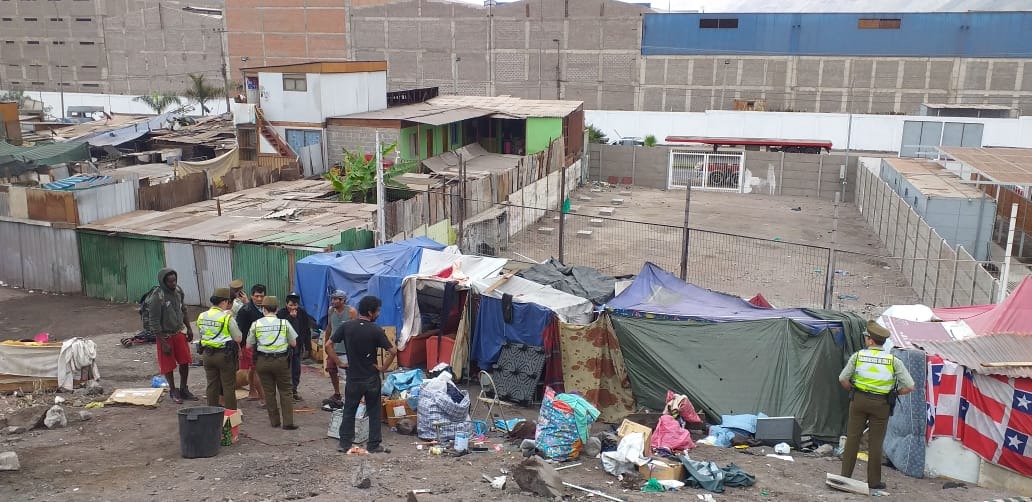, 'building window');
79,41,94,45
699,18,738,29
282,74,307,92
1,17,11,21
49,17,63,21
81,65,96,69
24,17,38,21
82,83,99,88
31,81,43,85
4,41,14,44
26,40,40,45
858,18,901,29
409,131,417,157
52,40,65,45
75,17,90,21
